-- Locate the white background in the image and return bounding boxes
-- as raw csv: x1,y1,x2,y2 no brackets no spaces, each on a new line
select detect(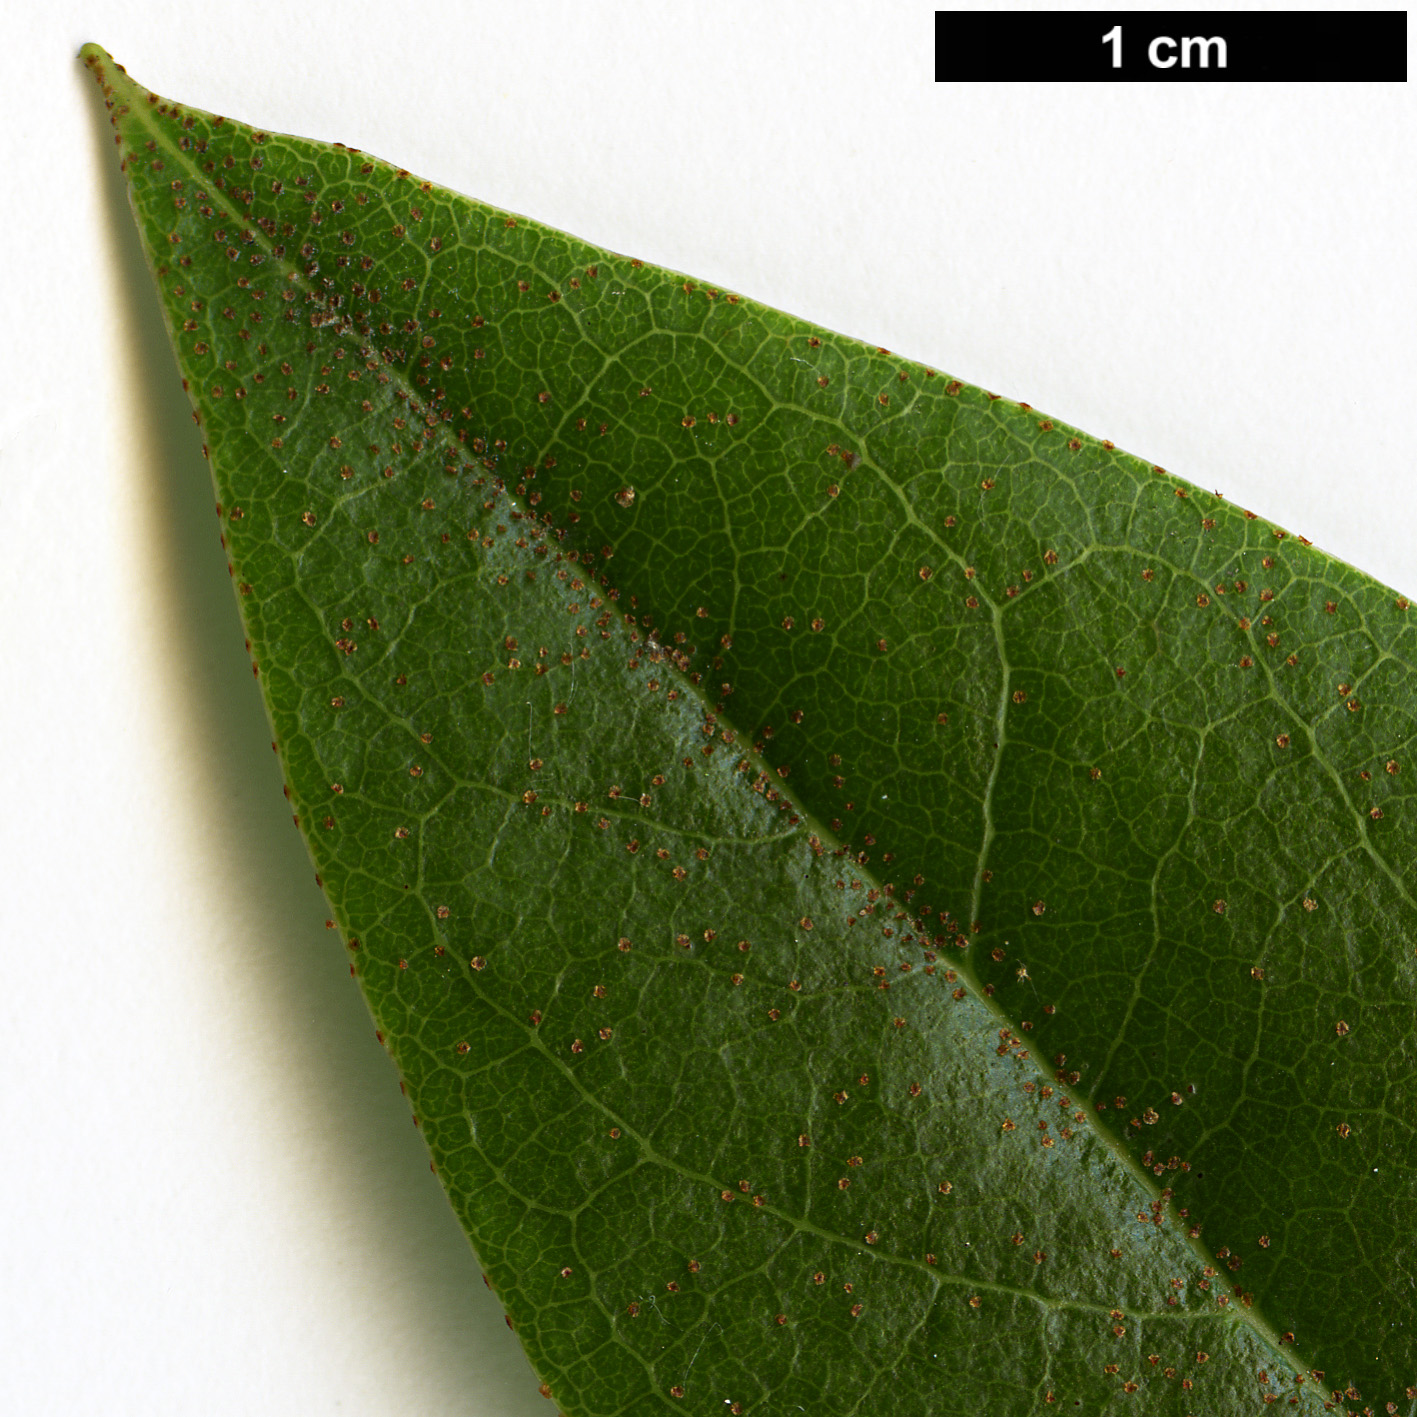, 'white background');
2,2,1414,1412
